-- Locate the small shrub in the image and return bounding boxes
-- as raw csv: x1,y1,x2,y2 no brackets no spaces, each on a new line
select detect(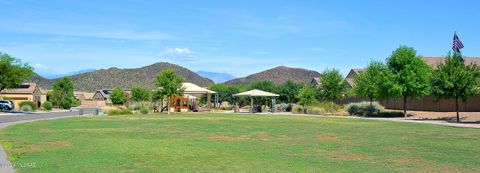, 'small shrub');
345,101,384,116
21,105,33,112
316,102,343,113
308,106,326,115
220,106,233,110
277,103,290,112
107,107,133,115
292,105,305,114
129,104,142,111
19,101,37,111
43,101,53,111
346,103,360,115
140,106,149,114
